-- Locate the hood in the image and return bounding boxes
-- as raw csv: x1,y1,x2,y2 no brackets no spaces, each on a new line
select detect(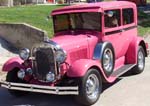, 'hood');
52,35,90,63
51,35,89,51
51,34,99,63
